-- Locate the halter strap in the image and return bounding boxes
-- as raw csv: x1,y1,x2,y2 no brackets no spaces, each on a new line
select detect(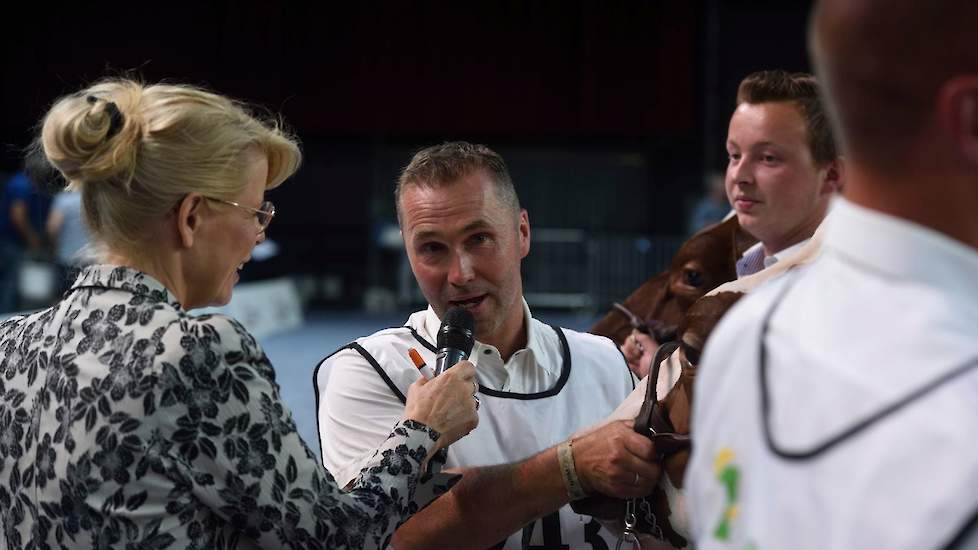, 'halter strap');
633,341,691,457
612,302,679,344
